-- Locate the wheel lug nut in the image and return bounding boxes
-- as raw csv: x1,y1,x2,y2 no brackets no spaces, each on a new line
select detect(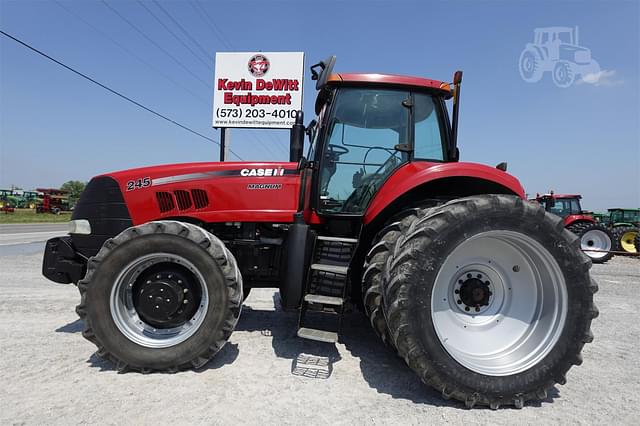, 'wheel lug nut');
512,265,520,272
458,279,463,284
160,289,164,292
148,295,152,299
155,305,159,309
183,289,188,293
178,280,182,284
464,306,470,311
457,299,462,304
156,274,161,279
488,291,493,296
454,289,459,294
168,274,172,279
485,281,490,285
146,280,151,284
466,273,472,279
475,307,480,312
183,299,188,304
476,274,482,278
166,299,170,303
